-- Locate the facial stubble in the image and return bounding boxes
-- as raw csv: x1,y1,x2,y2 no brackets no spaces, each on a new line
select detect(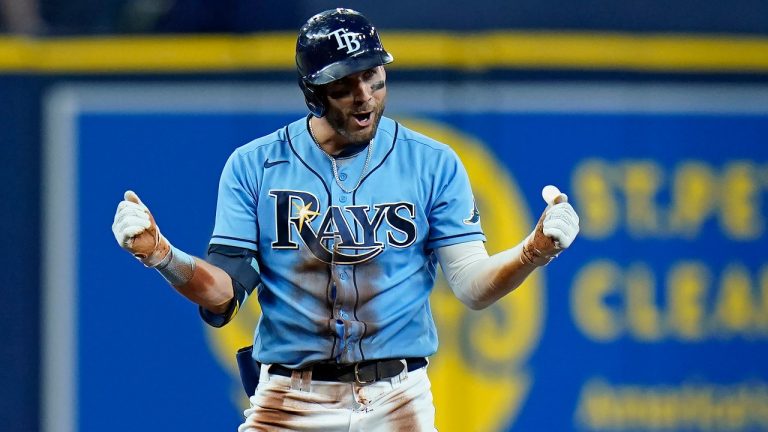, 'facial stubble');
326,80,387,145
